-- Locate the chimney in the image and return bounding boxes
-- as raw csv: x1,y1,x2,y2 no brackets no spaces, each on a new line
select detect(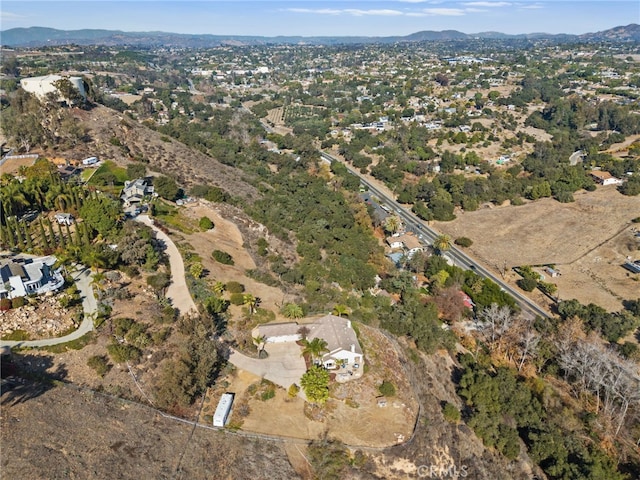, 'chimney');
350,344,355,353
